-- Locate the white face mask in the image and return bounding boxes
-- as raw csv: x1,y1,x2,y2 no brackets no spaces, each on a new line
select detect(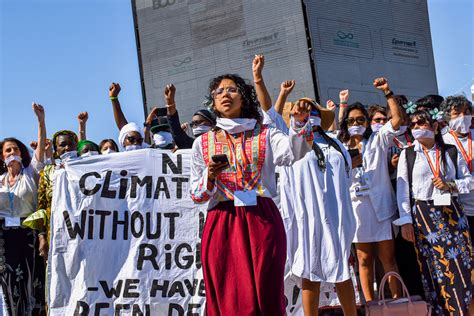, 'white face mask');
59,151,77,161
215,118,257,134
309,116,321,127
4,155,22,166
371,123,384,133
124,145,142,152
101,148,116,155
153,132,174,148
348,126,366,136
192,125,212,136
396,125,408,135
411,128,435,140
449,115,472,134
81,151,99,157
